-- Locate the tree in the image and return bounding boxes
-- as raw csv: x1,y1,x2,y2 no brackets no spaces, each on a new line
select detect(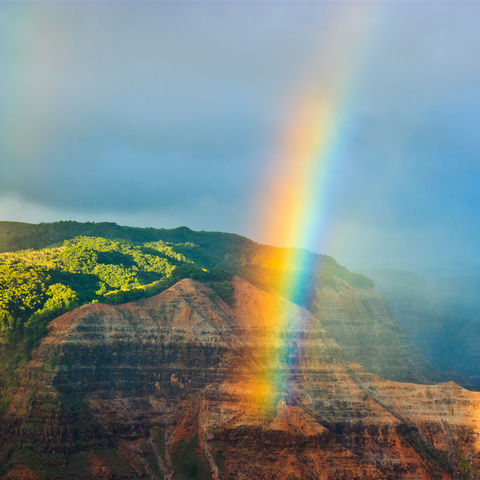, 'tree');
0,264,49,339
43,283,78,312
